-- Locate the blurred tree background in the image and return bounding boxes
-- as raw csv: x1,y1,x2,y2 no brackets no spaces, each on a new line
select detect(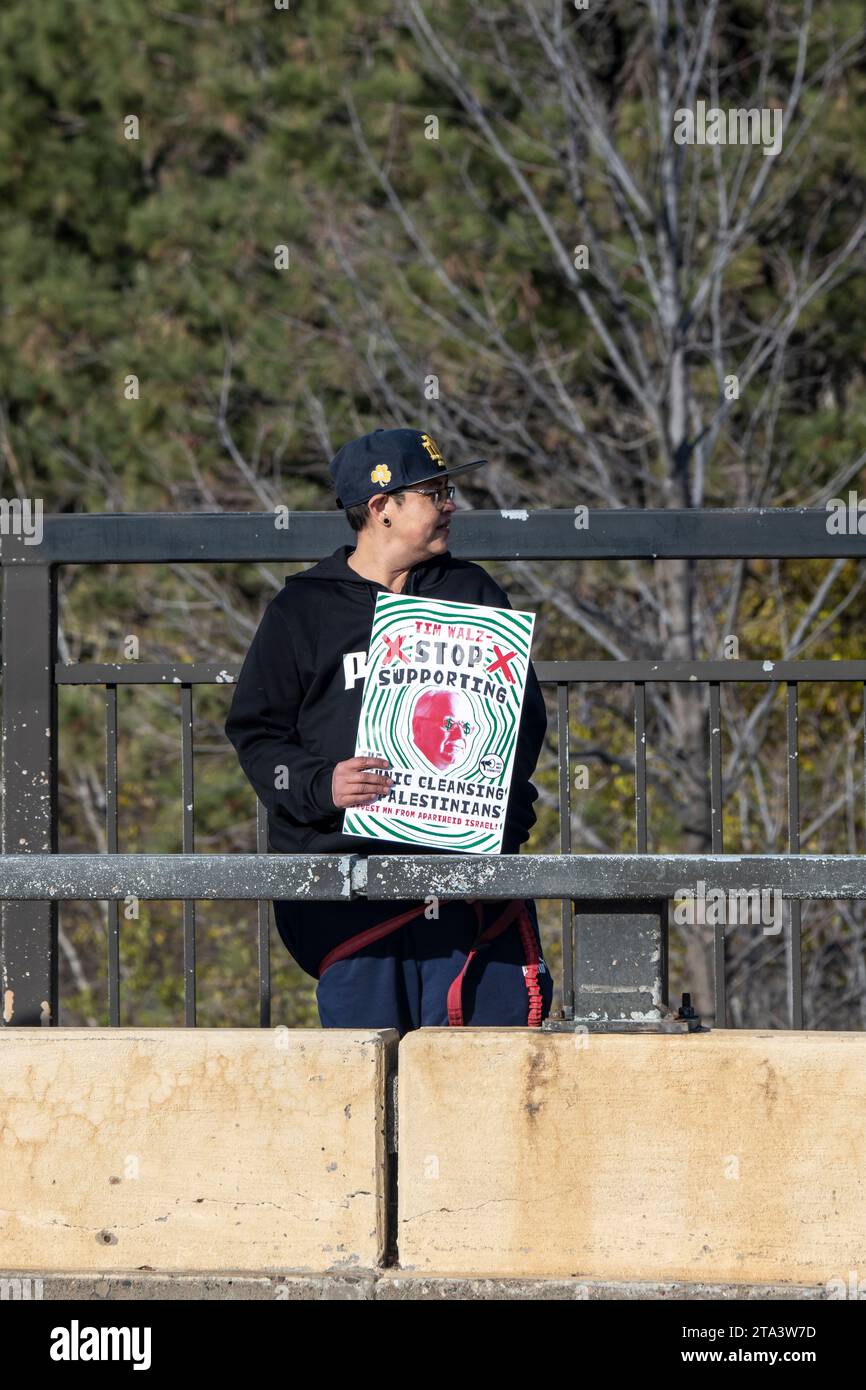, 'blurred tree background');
1,0,865,1028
